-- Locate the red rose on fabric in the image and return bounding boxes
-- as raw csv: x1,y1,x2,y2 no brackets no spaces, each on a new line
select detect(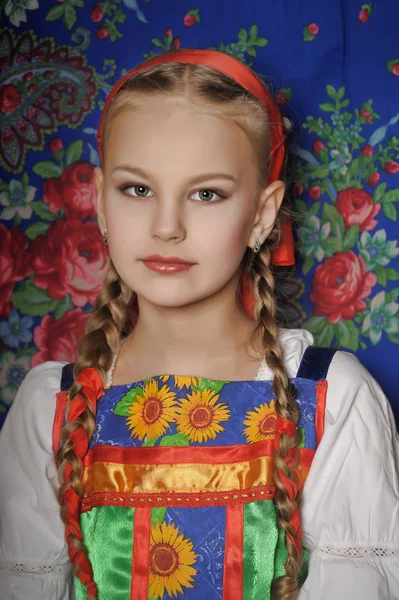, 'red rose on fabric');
276,92,288,105
384,161,399,174
309,186,321,199
43,161,97,219
184,14,197,27
336,188,381,231
49,137,63,153
361,145,373,157
308,23,319,35
0,84,21,113
172,37,181,49
291,182,304,196
392,63,399,76
31,219,109,307
97,26,108,39
368,172,380,187
90,5,104,22
0,224,32,318
31,309,90,367
312,140,325,154
359,8,370,22
360,109,372,122
311,251,377,322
